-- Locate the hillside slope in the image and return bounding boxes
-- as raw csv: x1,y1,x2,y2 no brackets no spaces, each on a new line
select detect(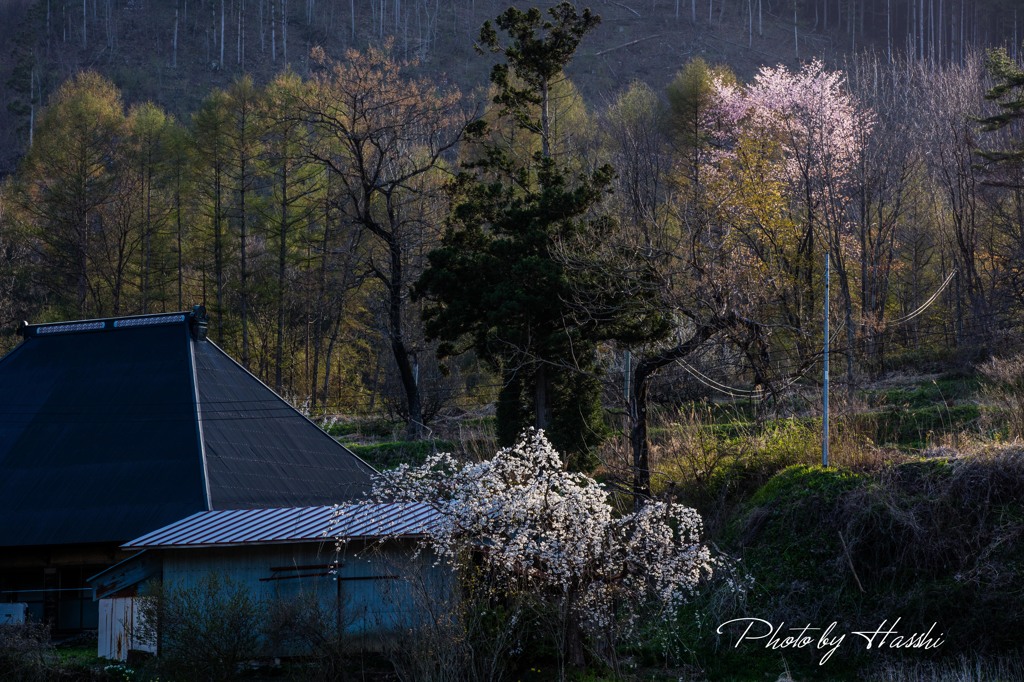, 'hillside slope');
3,0,1021,174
